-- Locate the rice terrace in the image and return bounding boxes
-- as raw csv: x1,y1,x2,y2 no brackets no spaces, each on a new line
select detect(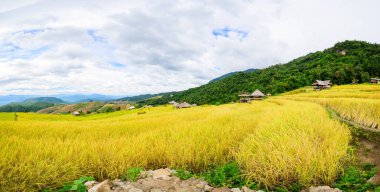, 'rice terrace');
1,84,380,191
1,1,380,192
